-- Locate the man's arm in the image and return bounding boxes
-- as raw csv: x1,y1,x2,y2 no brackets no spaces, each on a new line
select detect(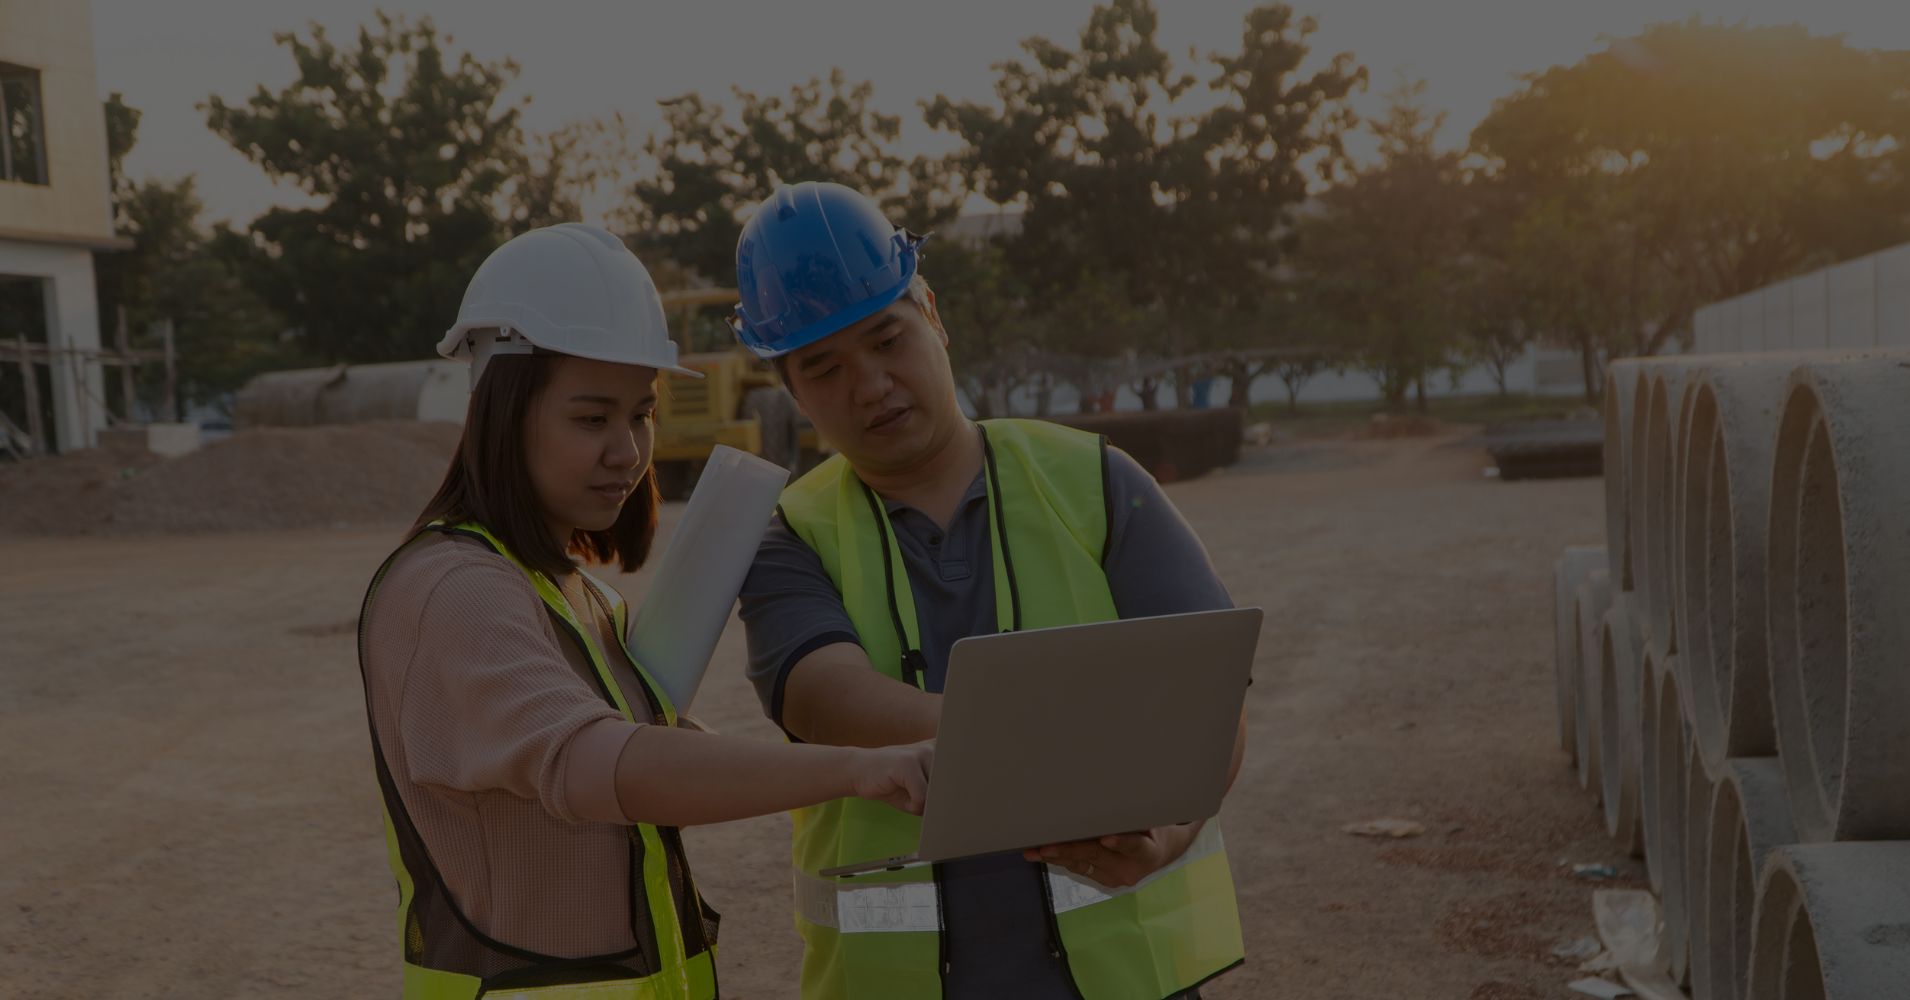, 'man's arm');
781,641,941,748
738,516,940,748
